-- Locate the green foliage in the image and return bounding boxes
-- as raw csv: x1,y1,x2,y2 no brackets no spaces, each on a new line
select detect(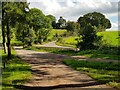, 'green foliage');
16,23,35,47
35,28,50,44
57,16,67,29
46,15,56,28
66,21,80,35
77,24,99,50
78,12,111,31
63,59,120,89
77,12,112,50
2,2,29,59
2,2,29,27
25,8,52,44
27,8,51,29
